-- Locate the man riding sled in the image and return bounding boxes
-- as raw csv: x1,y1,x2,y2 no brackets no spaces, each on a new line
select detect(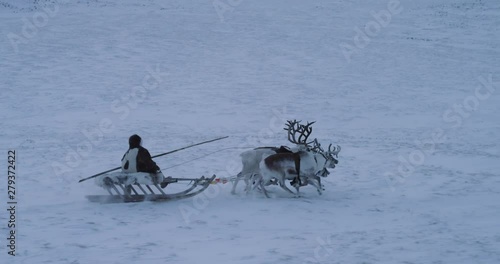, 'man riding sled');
121,134,168,187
